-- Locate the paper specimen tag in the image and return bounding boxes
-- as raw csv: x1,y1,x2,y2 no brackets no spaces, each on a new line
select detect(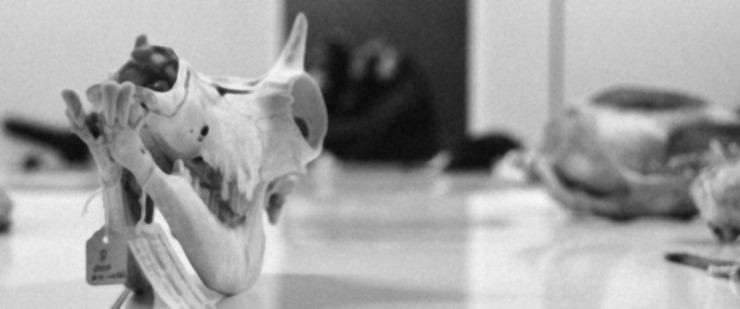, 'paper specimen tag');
86,227,131,285
129,223,216,309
